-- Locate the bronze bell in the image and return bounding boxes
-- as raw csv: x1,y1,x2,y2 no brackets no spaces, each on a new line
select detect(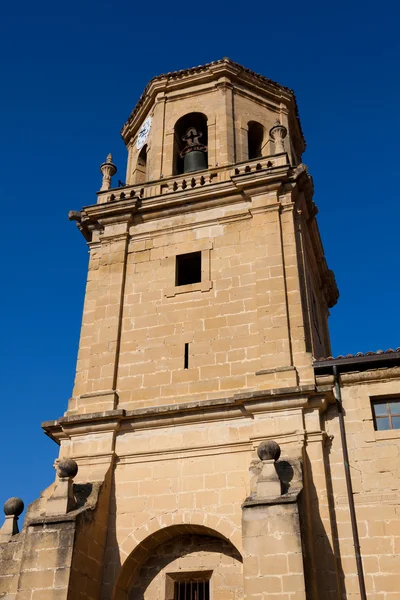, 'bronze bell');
180,127,208,173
